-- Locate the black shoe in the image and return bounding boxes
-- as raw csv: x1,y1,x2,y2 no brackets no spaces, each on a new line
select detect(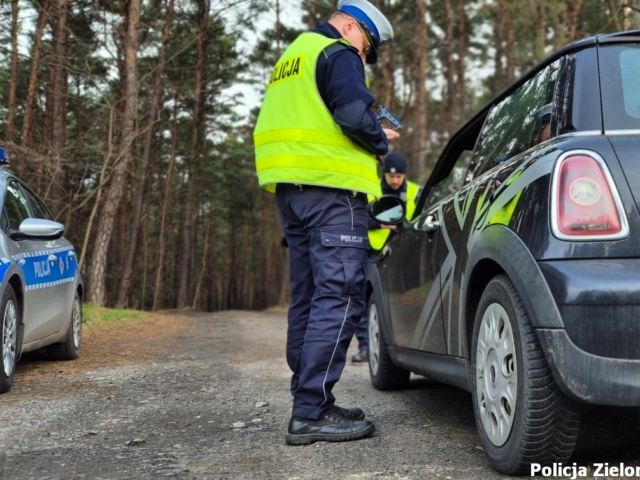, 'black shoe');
285,411,375,445
330,405,365,421
351,348,369,363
